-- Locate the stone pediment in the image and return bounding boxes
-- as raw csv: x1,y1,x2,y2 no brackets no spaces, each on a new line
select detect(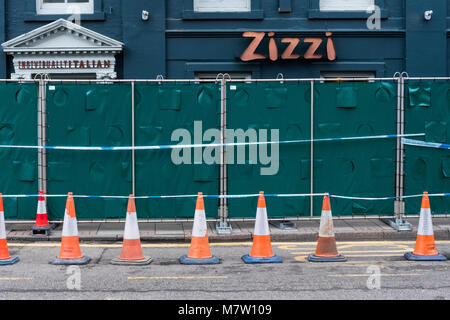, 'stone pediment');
2,19,123,54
